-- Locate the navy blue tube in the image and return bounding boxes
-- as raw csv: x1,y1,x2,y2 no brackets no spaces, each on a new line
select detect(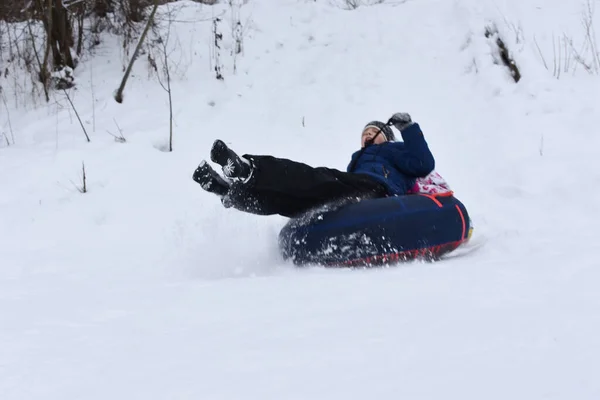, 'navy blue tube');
279,194,471,266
